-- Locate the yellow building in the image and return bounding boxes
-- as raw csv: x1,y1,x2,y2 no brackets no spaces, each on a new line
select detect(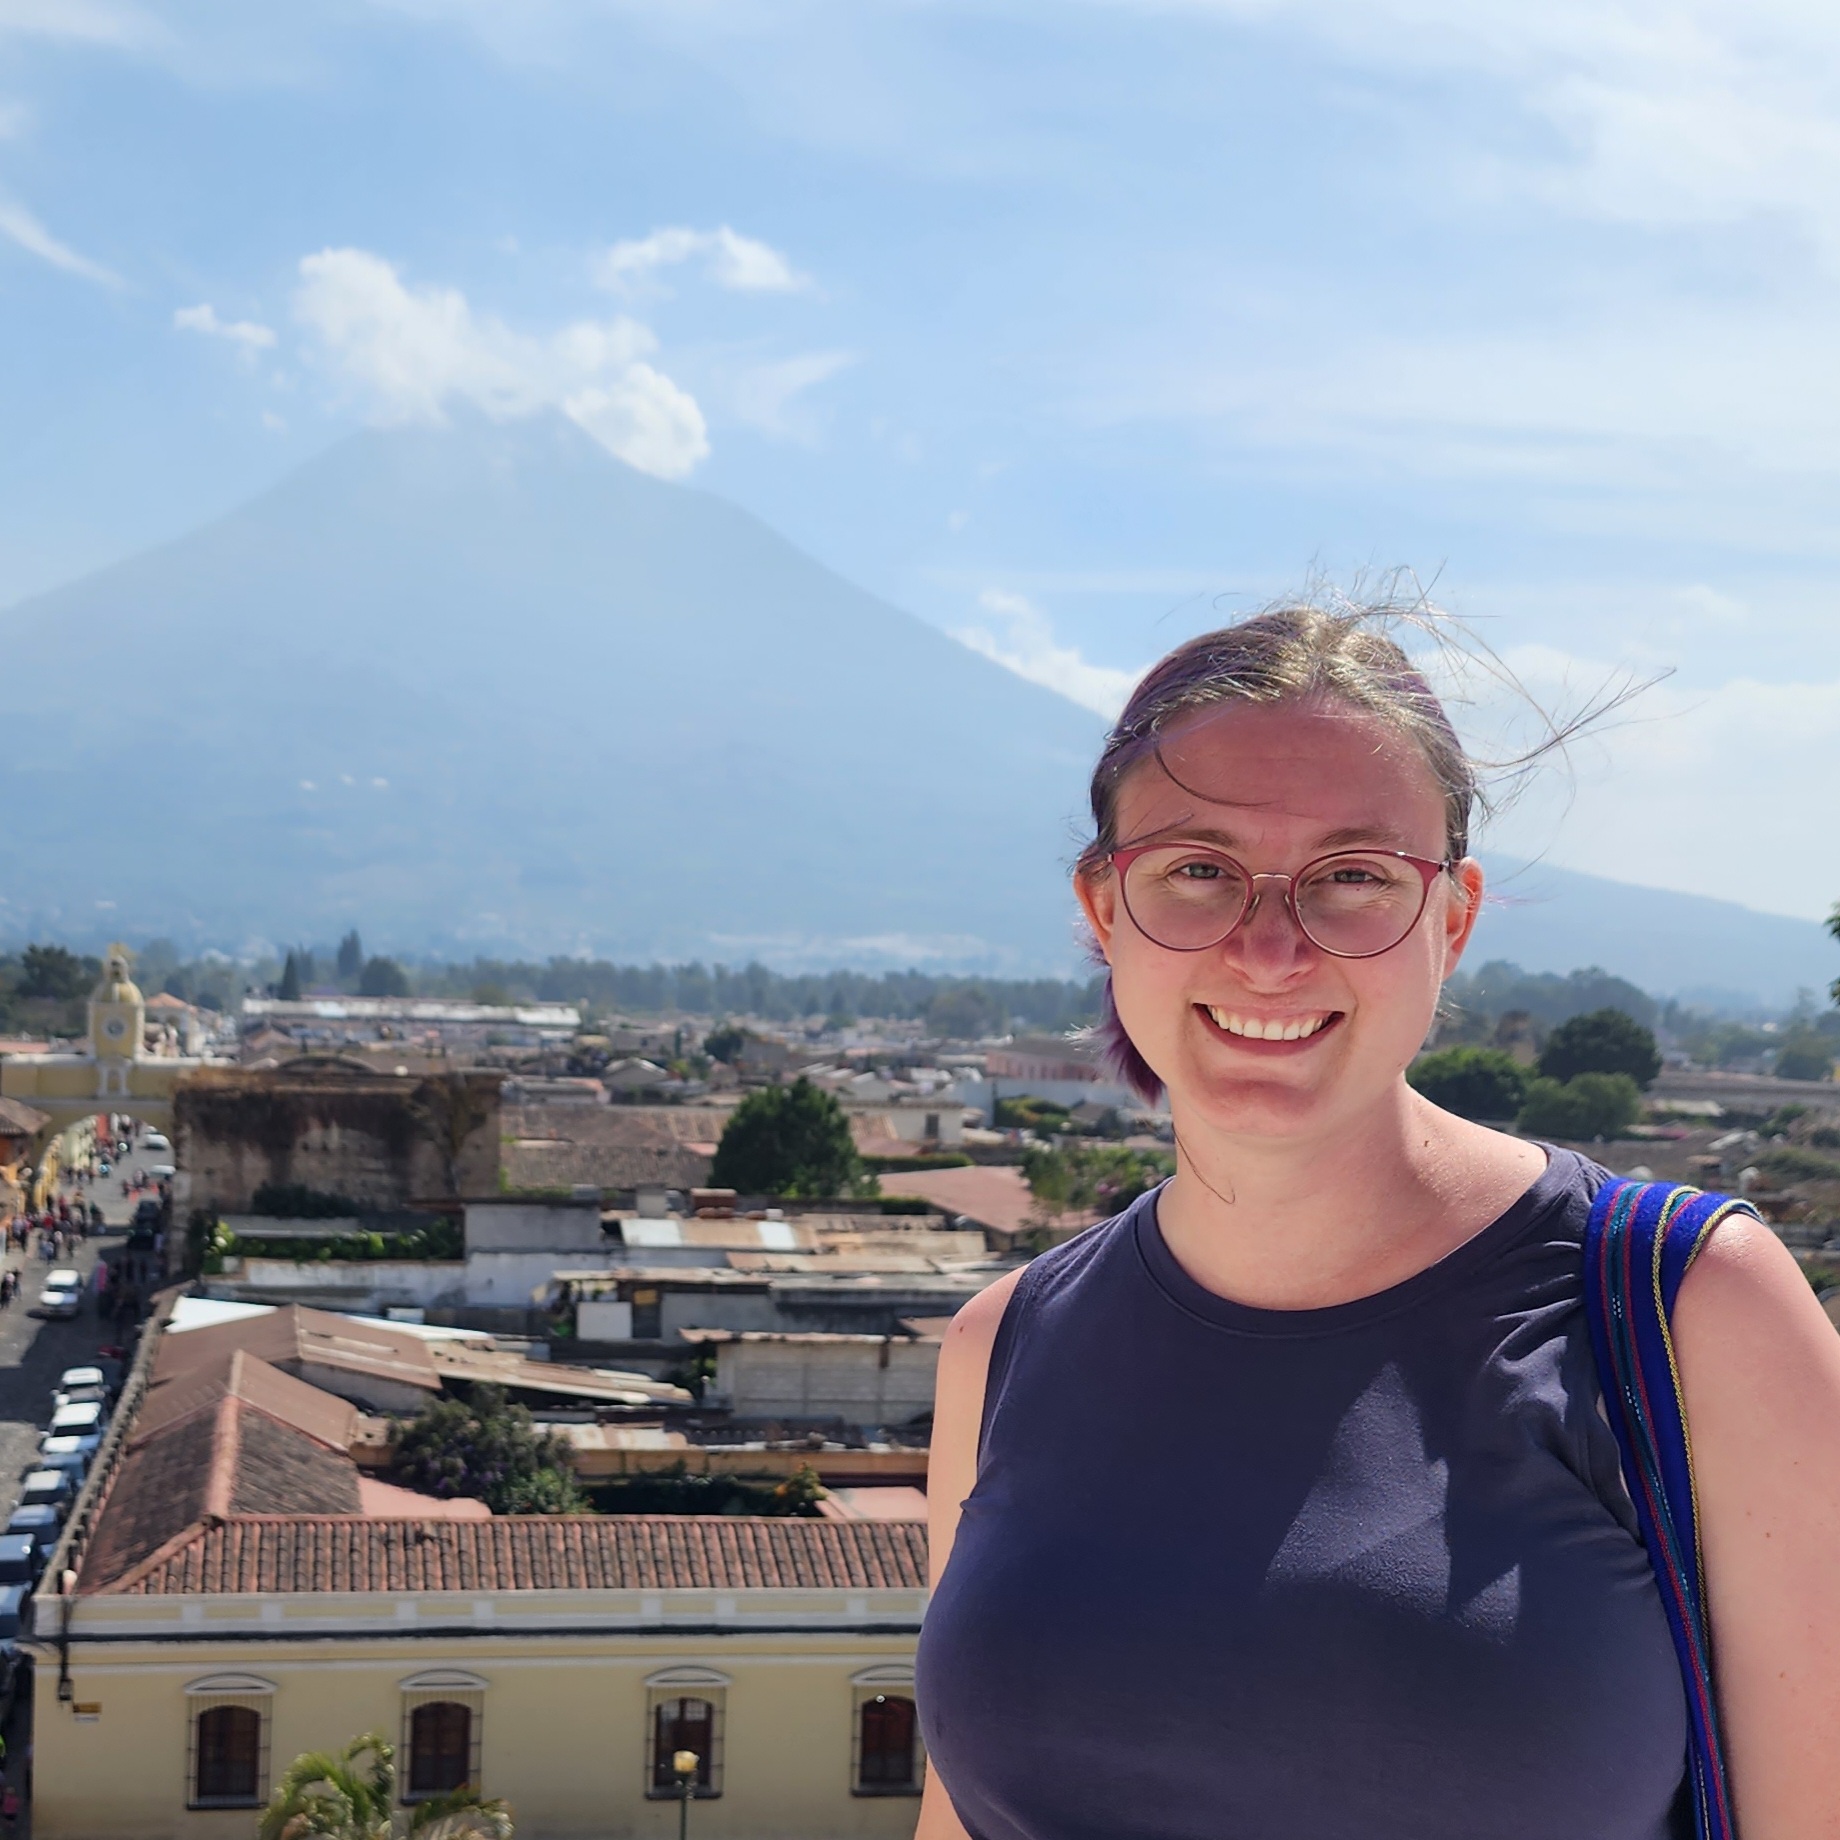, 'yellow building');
33,1520,928,1839
27,1293,931,1839
0,944,209,1135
